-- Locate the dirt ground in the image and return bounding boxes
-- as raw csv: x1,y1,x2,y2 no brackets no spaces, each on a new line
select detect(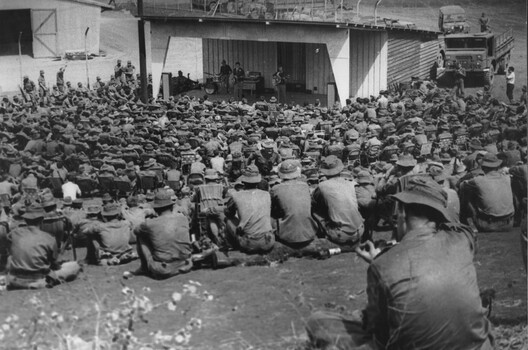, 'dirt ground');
0,226,525,349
